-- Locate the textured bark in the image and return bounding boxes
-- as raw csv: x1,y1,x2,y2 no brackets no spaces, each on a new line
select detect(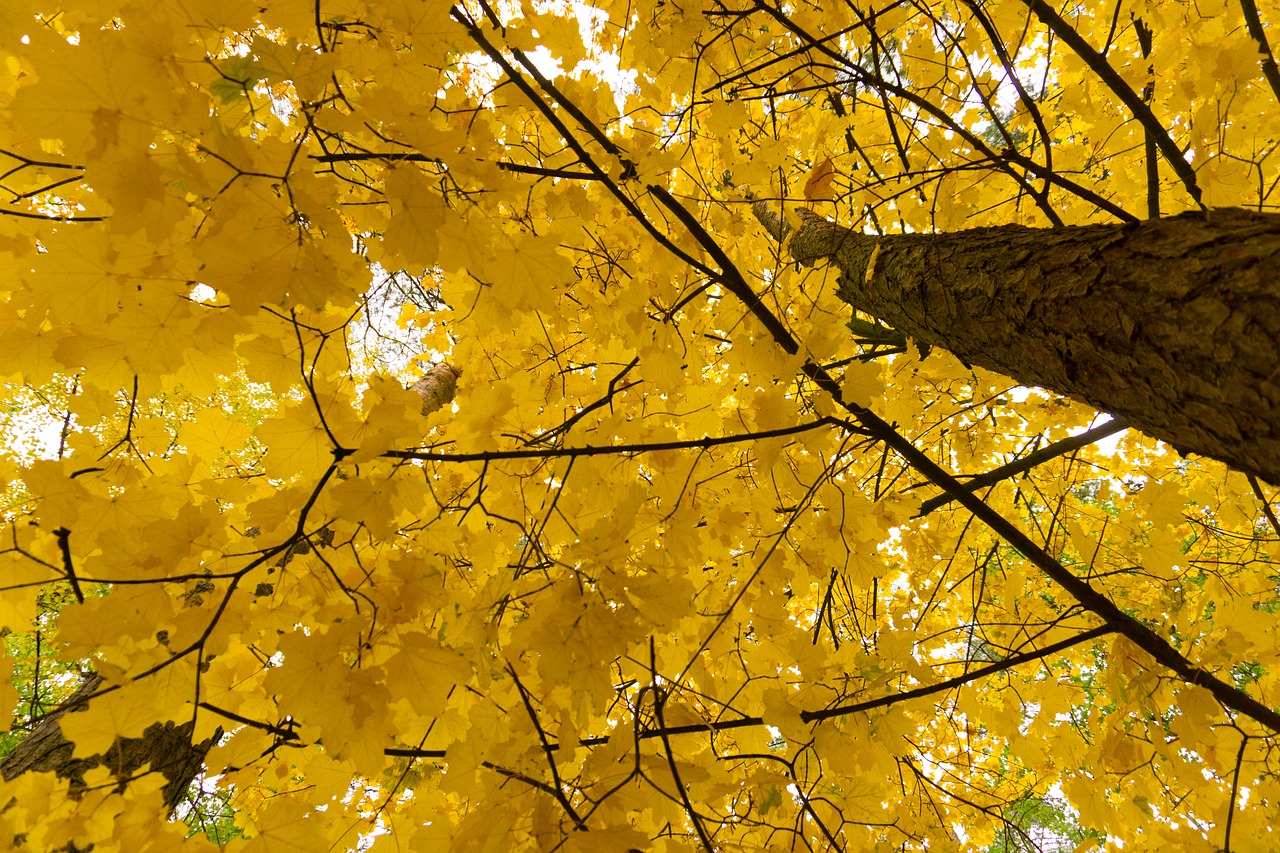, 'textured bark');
754,204,1280,483
1,675,212,813
412,362,462,416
